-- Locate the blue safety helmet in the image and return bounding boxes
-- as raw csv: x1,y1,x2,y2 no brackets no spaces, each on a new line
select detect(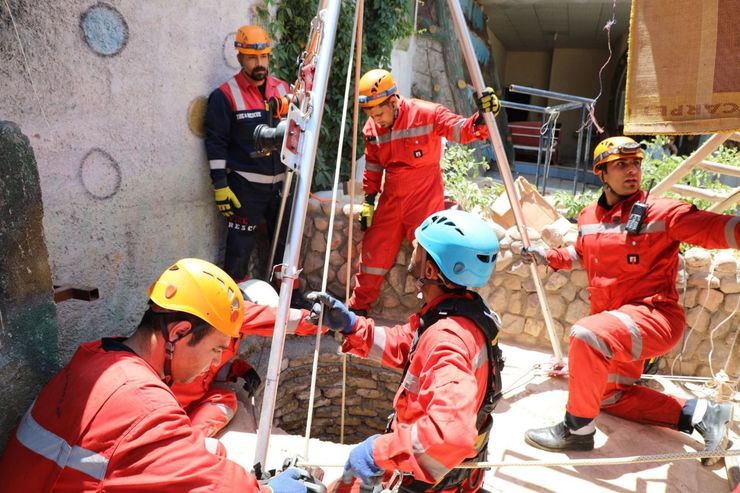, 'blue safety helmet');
414,210,499,288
